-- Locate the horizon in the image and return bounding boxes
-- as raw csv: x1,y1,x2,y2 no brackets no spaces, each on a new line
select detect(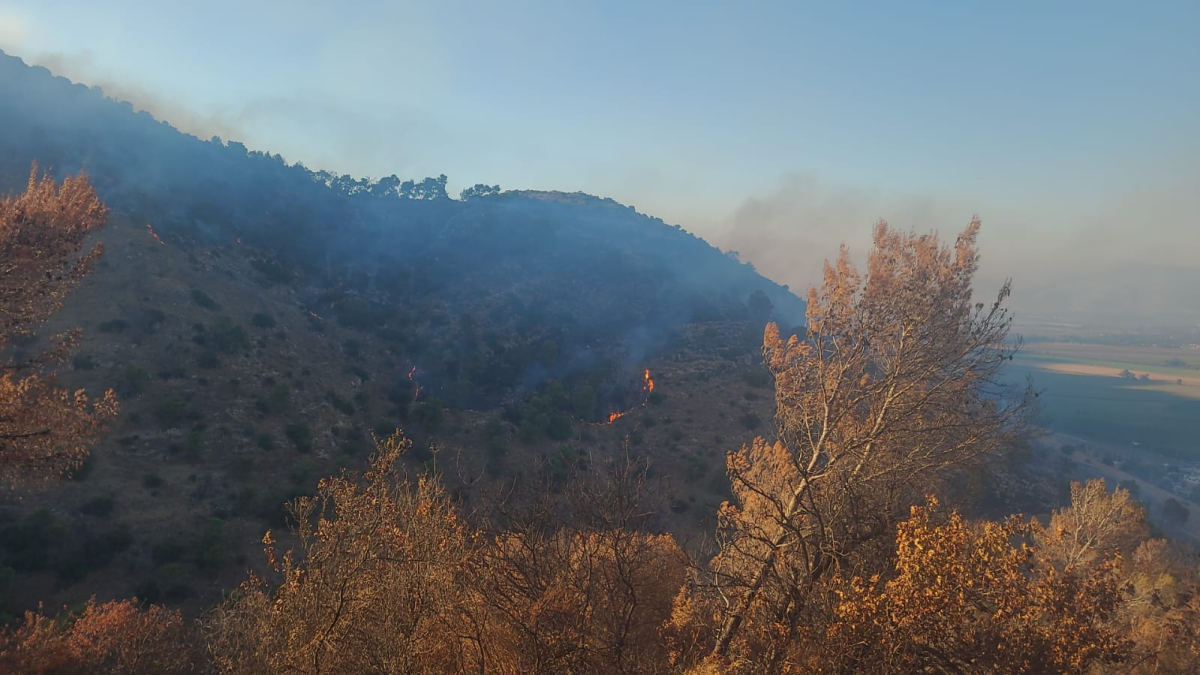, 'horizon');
2,1,1198,327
